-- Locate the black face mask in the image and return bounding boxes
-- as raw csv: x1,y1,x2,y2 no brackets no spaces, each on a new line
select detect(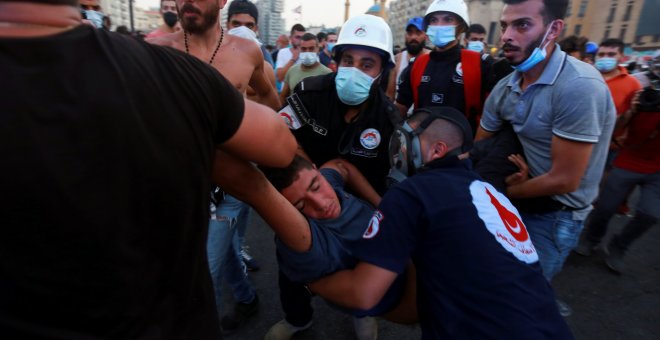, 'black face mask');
163,11,178,28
